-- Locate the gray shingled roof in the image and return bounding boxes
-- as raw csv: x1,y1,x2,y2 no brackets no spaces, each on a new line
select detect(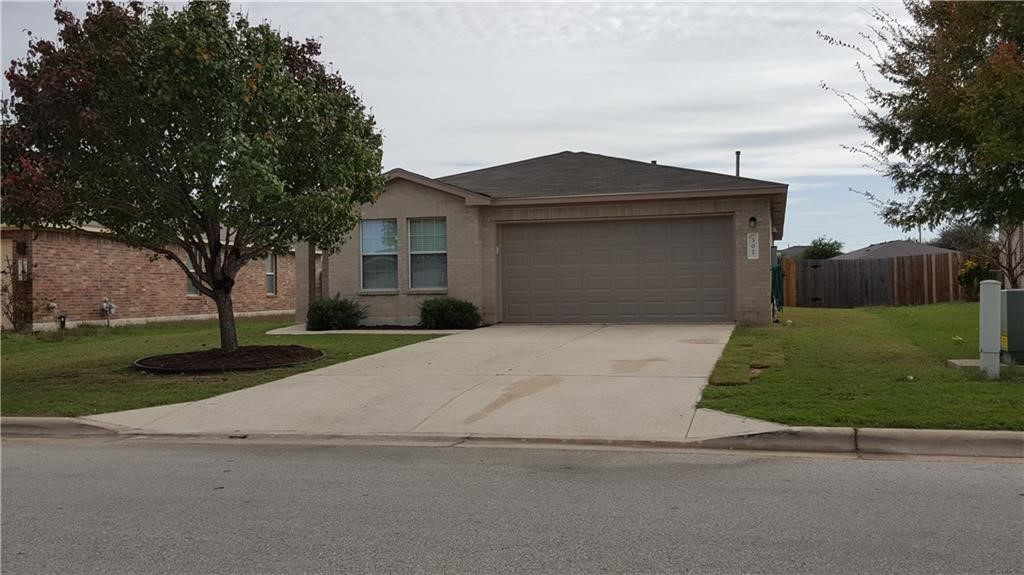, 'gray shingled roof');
832,240,959,260
438,151,786,199
779,245,811,258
